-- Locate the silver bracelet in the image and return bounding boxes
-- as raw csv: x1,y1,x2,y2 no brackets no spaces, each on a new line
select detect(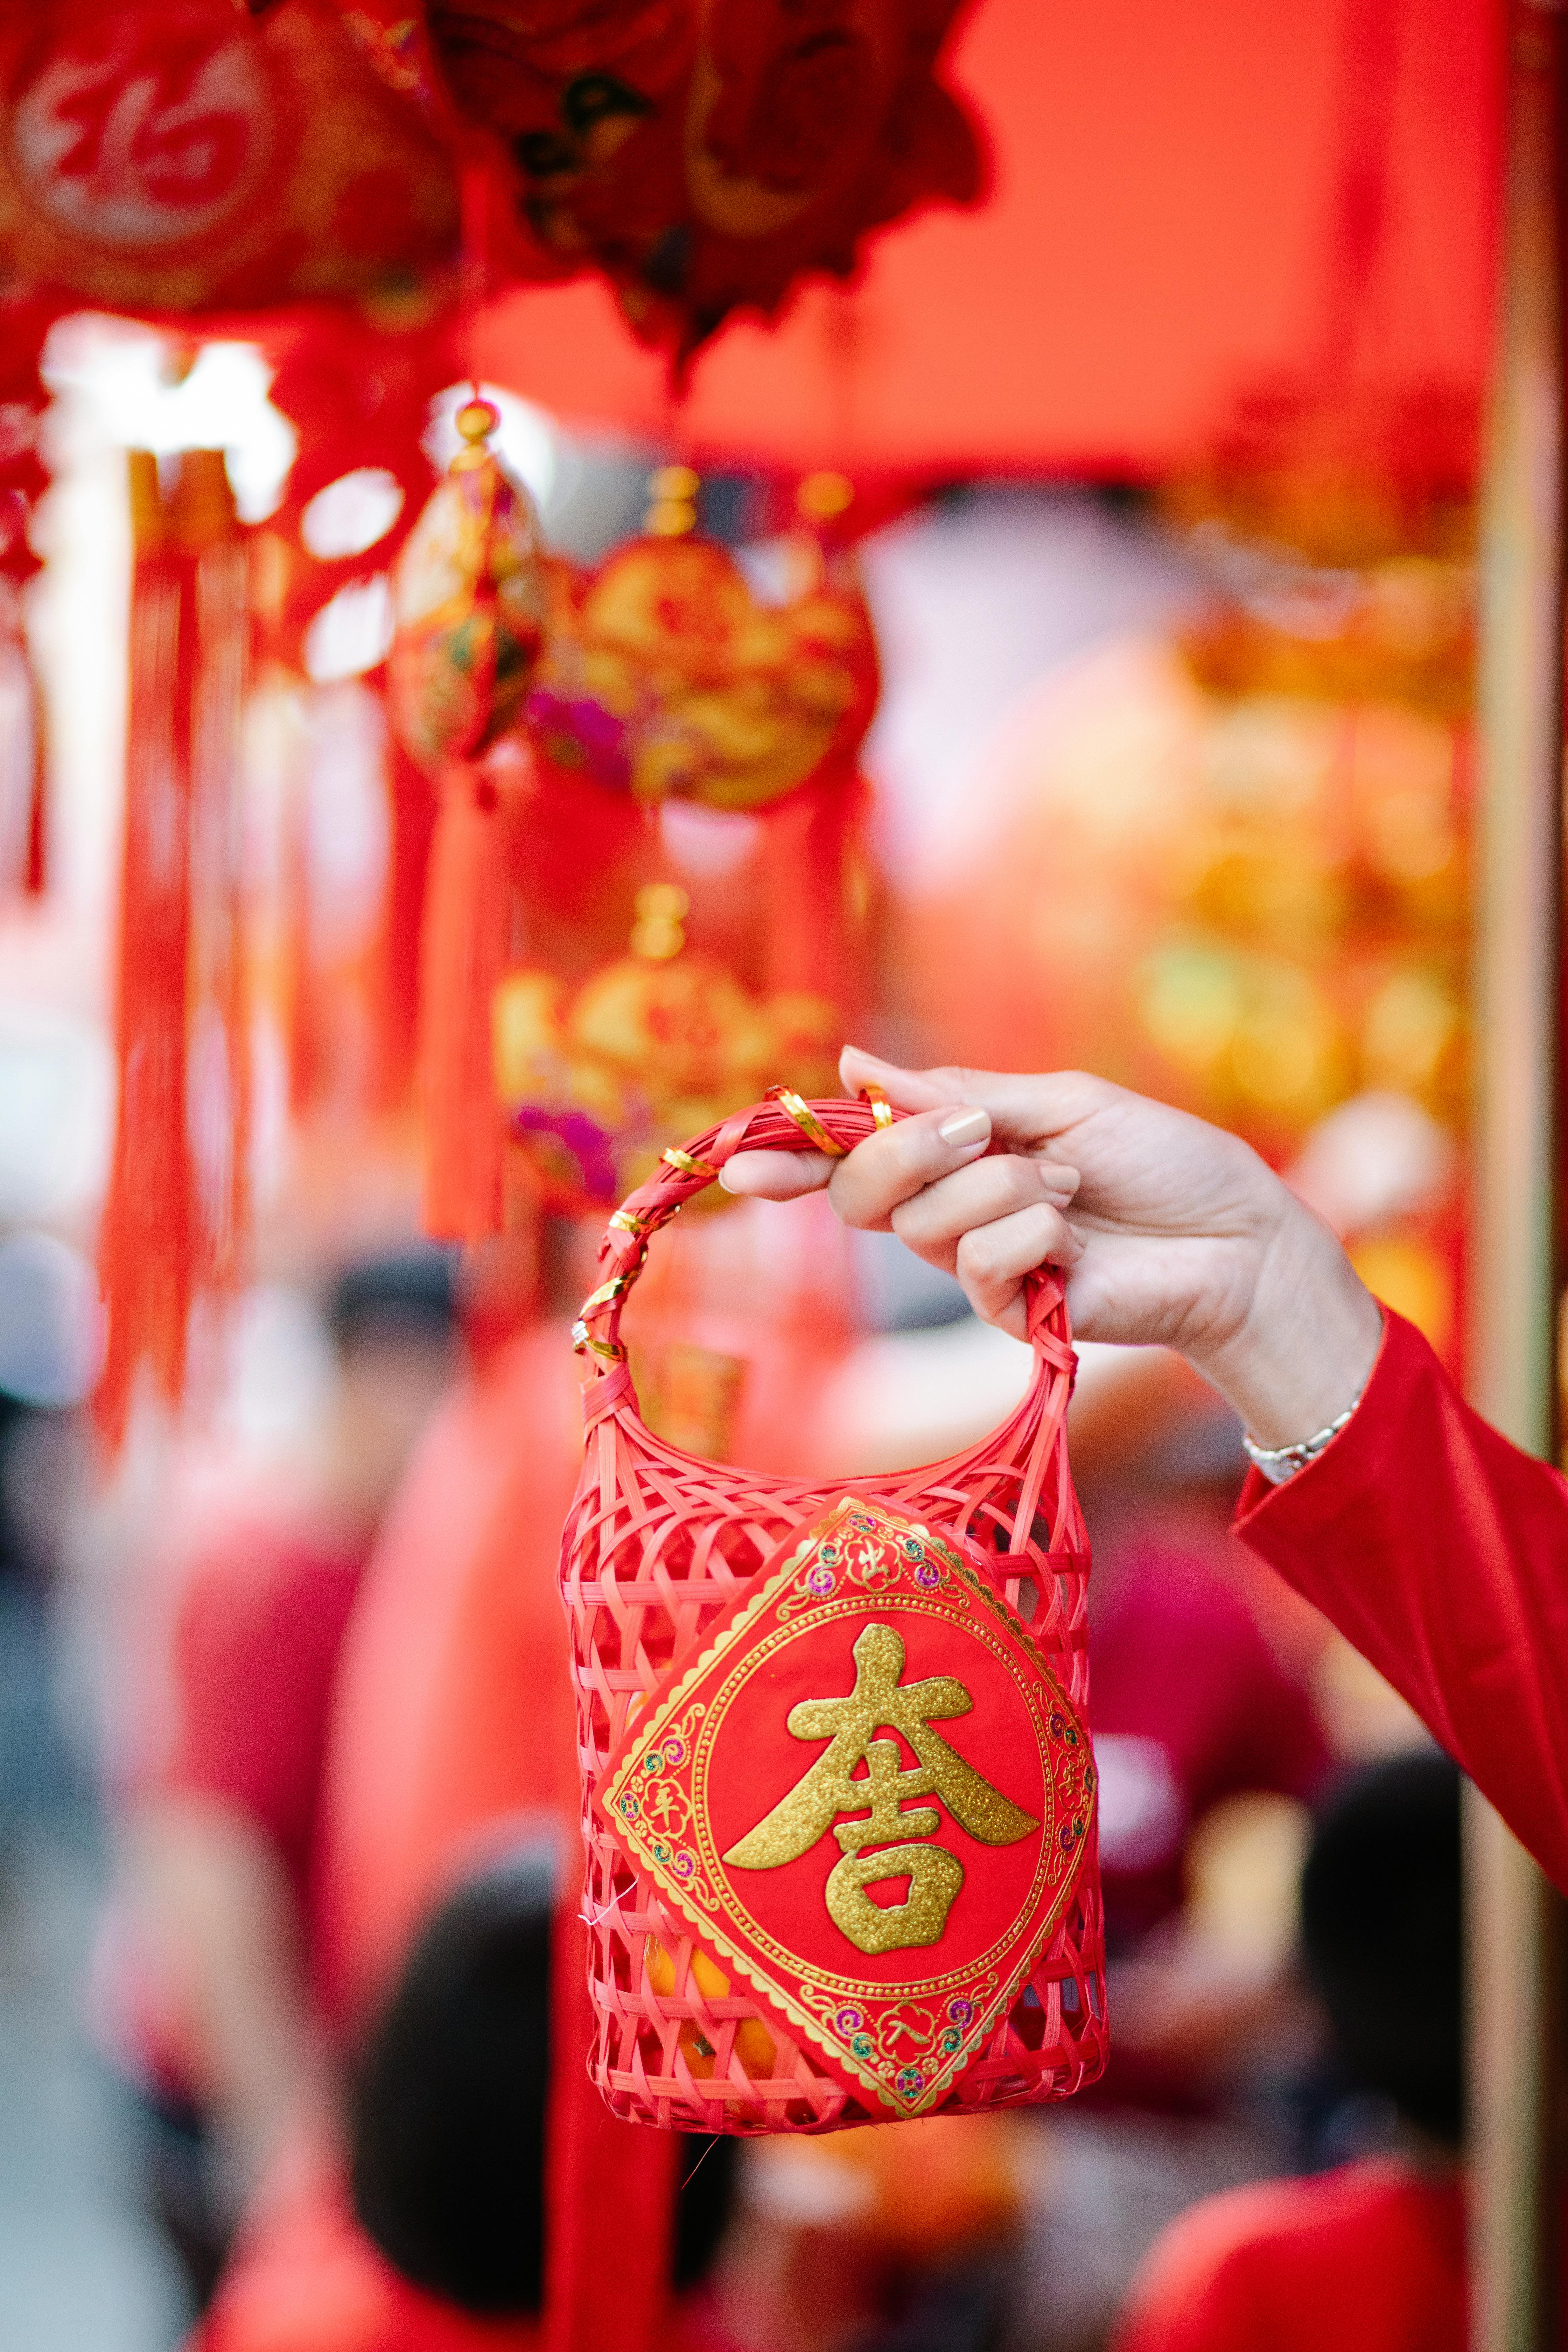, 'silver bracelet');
1241,1391,1364,1486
